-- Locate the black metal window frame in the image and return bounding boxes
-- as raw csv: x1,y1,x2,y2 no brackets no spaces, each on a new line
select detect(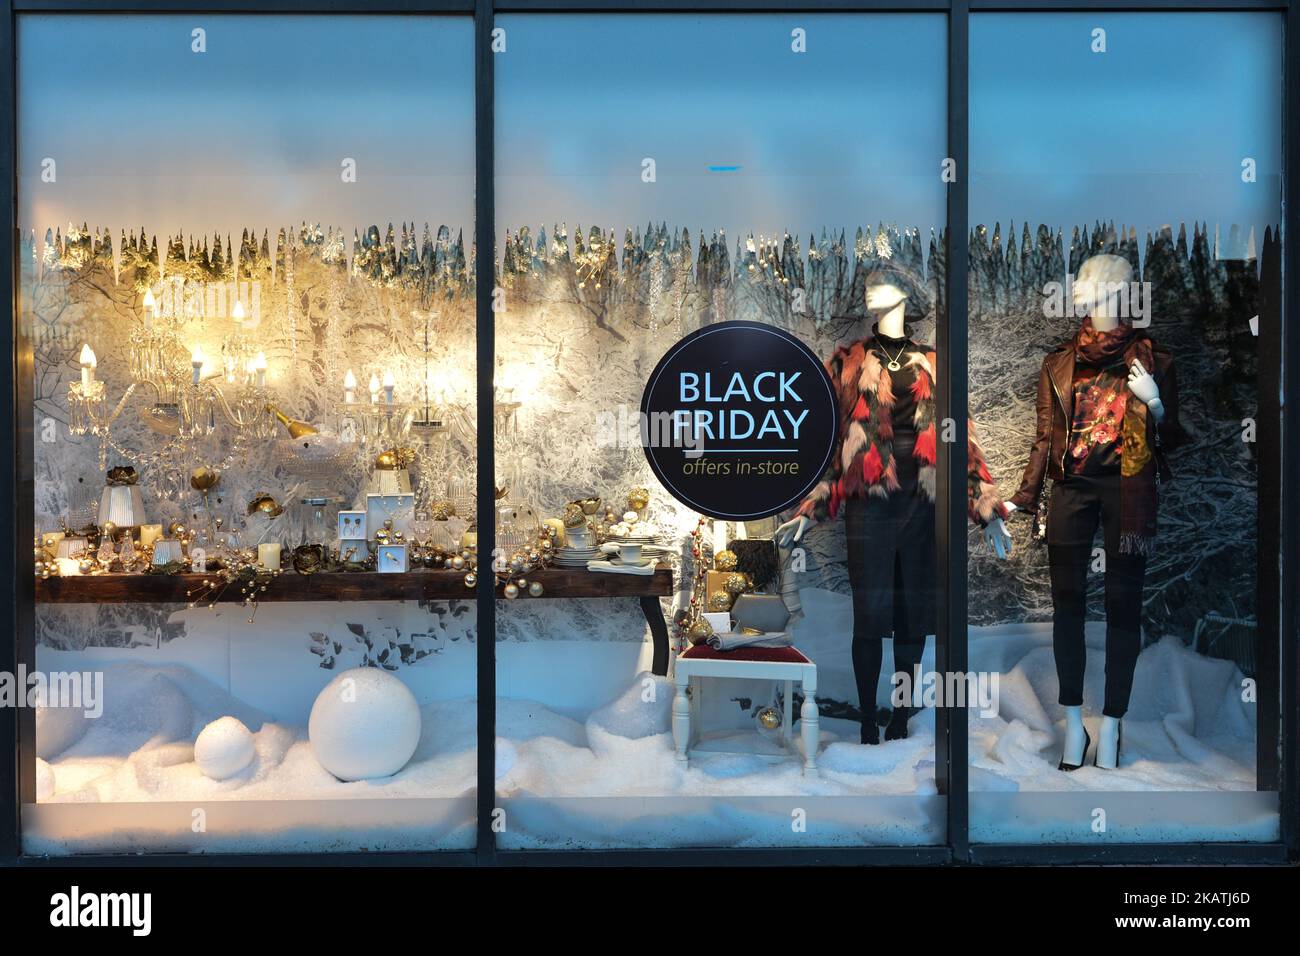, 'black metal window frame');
0,0,1295,868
